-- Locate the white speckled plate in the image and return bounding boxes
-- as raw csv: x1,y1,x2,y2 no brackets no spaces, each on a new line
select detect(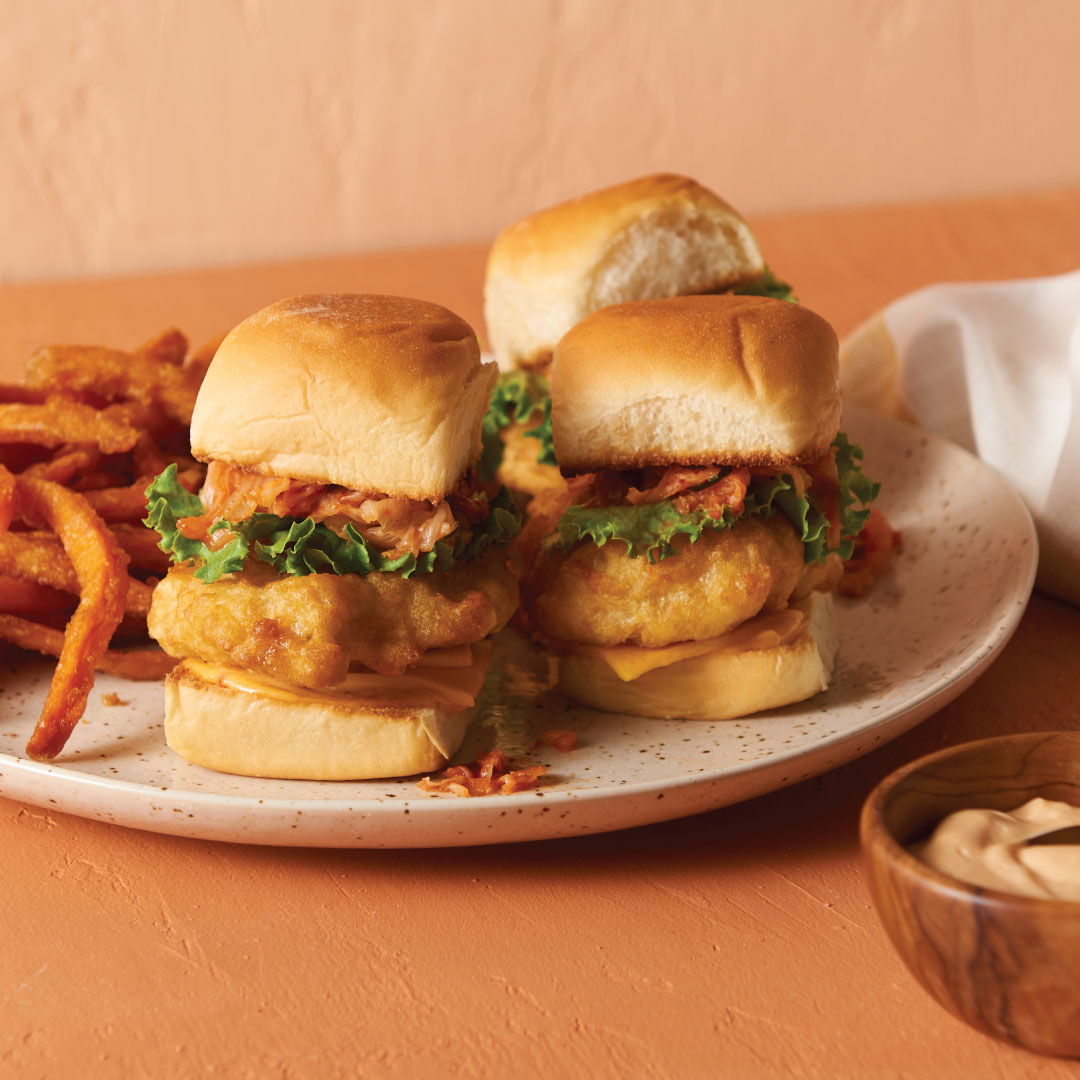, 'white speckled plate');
0,407,1037,847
